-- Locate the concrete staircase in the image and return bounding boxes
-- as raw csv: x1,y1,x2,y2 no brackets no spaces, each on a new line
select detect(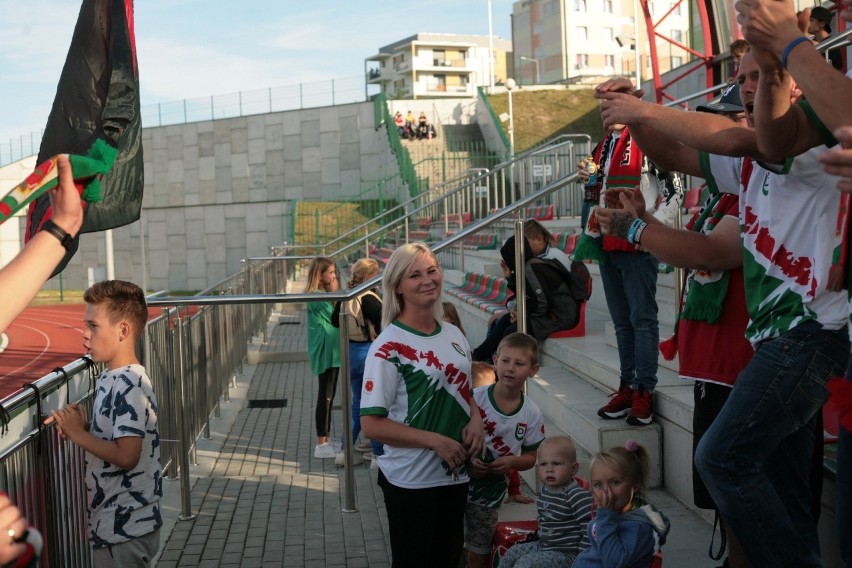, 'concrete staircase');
442,225,845,567
403,123,491,189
